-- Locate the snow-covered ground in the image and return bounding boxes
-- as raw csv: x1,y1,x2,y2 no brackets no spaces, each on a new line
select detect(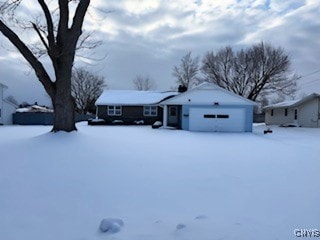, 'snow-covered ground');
0,123,319,240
